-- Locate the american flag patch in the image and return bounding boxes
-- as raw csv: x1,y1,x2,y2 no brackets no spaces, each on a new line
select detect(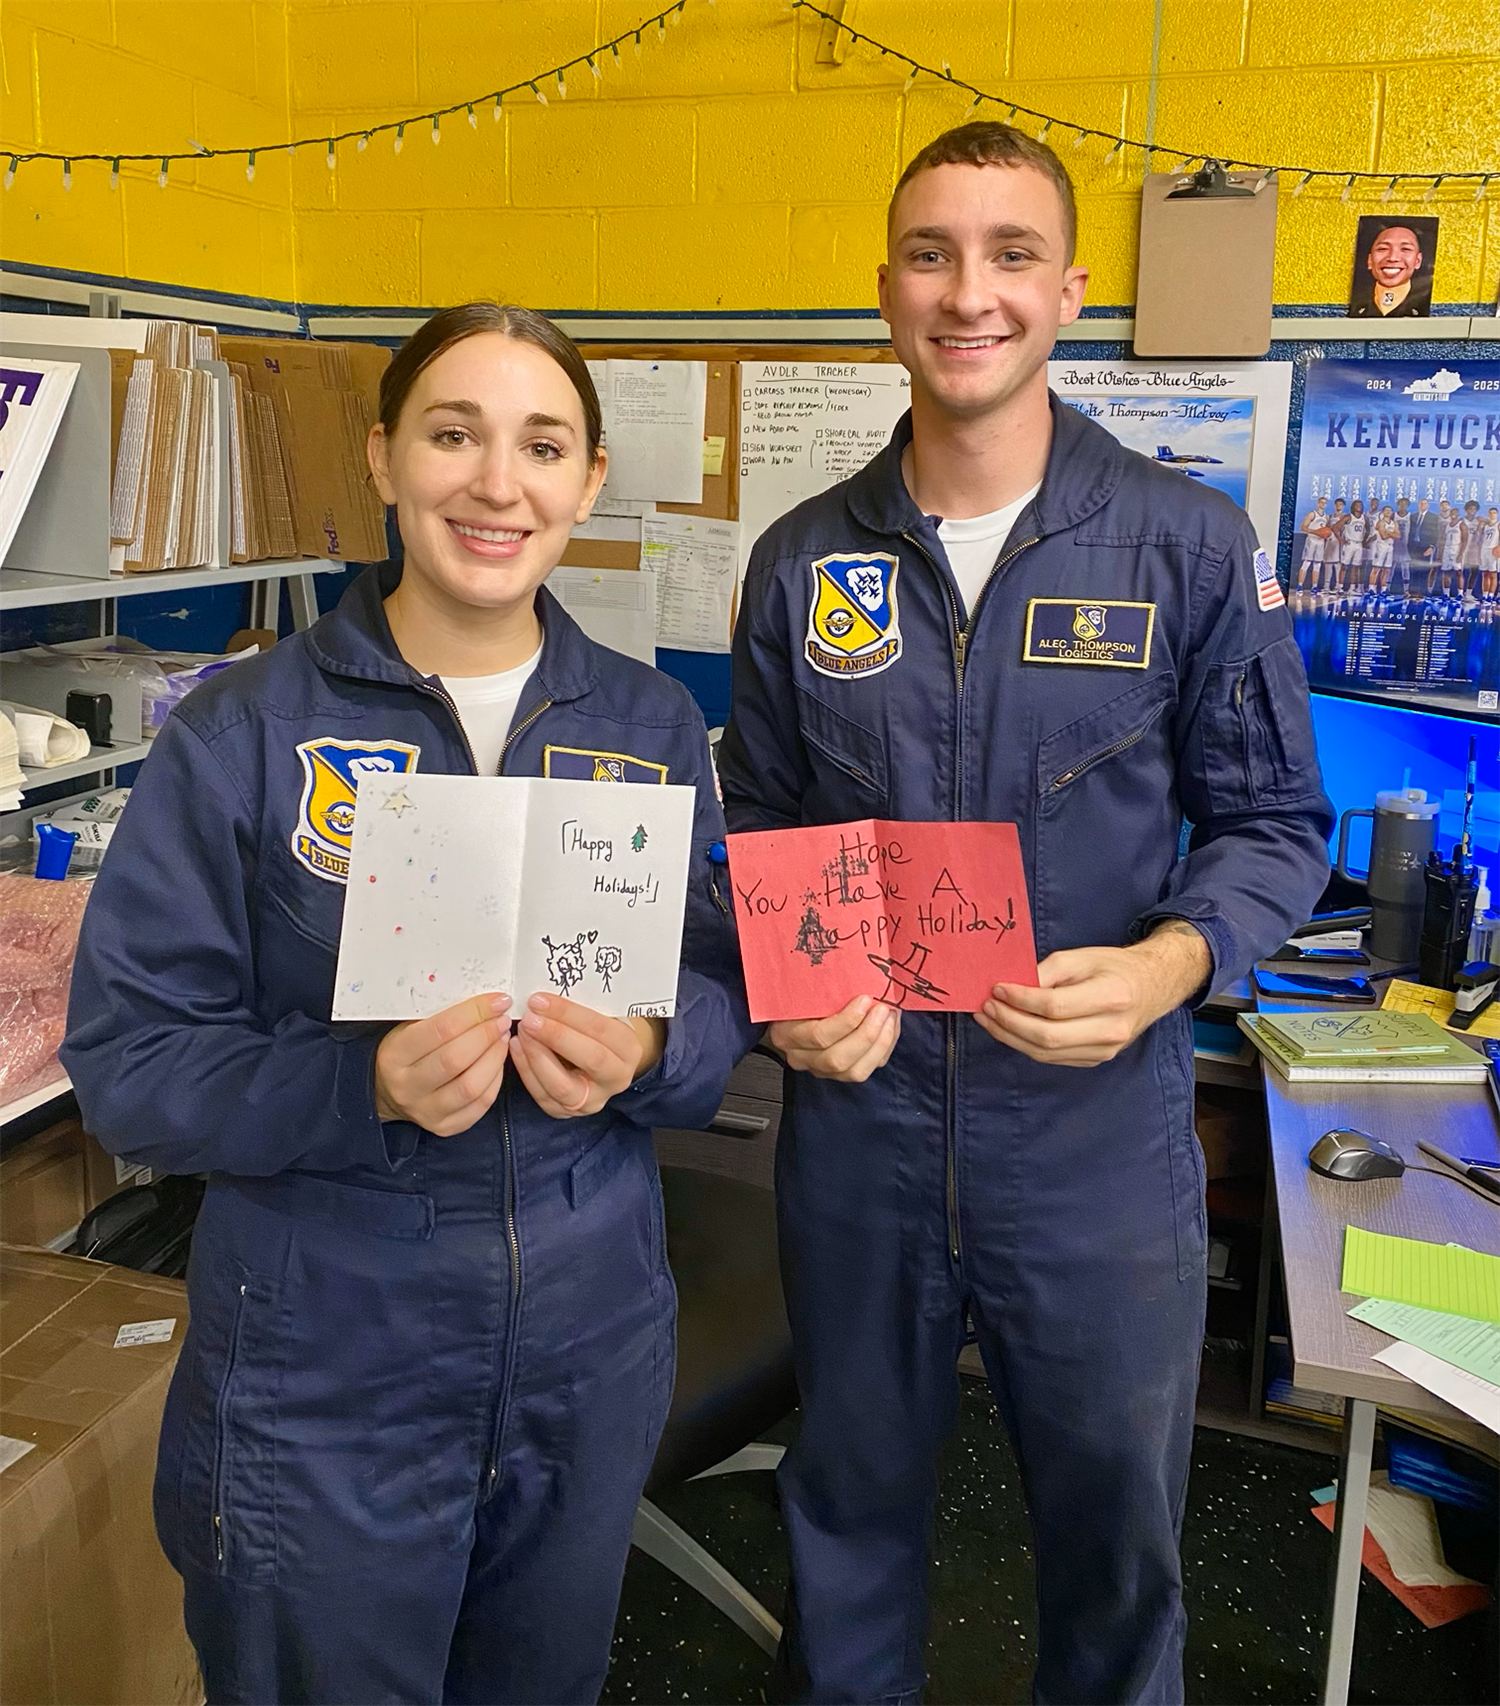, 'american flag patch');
1253,549,1285,612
